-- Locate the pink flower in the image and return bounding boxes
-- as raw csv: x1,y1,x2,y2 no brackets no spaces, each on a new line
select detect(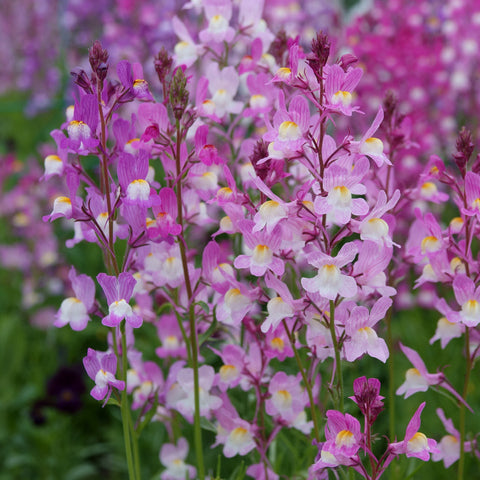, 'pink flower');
462,171,480,218
172,365,222,420
432,408,472,468
452,274,480,327
97,272,142,328
263,93,310,158
302,242,358,300
389,402,438,461
83,348,125,403
118,151,154,207
343,297,392,363
396,343,468,409
159,438,196,480
261,273,302,333
214,399,256,458
351,107,391,168
314,159,369,225
266,372,311,431
234,220,284,277
312,411,362,470
55,267,95,331
324,64,363,116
